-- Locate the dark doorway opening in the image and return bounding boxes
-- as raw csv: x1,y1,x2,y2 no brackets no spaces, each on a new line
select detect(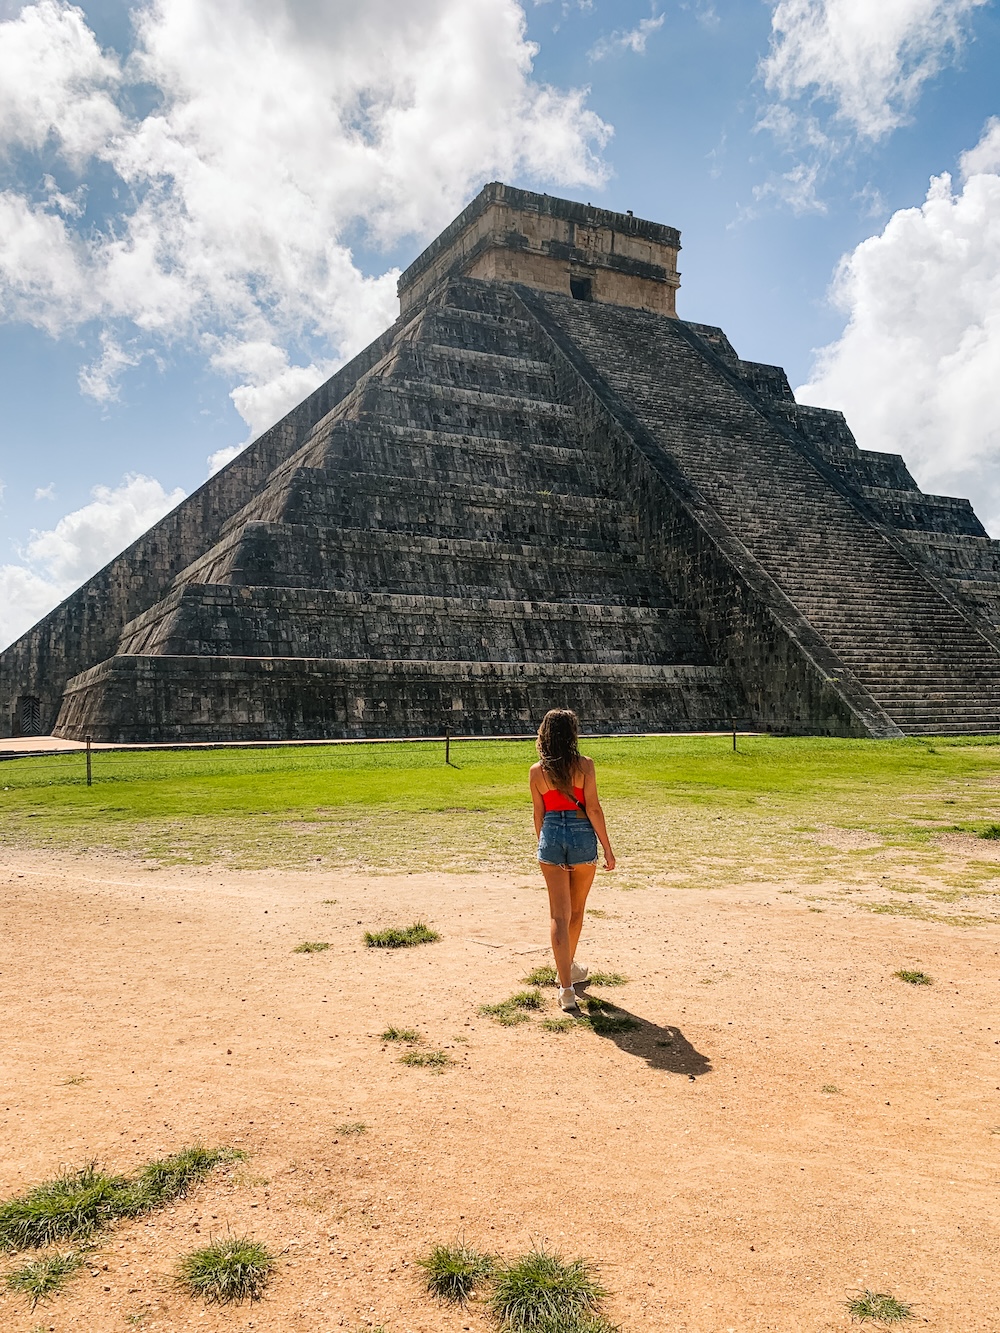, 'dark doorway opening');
19,695,42,736
570,276,593,302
